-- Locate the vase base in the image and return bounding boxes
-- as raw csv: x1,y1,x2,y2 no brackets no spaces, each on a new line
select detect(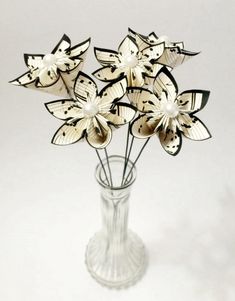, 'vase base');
85,230,147,289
